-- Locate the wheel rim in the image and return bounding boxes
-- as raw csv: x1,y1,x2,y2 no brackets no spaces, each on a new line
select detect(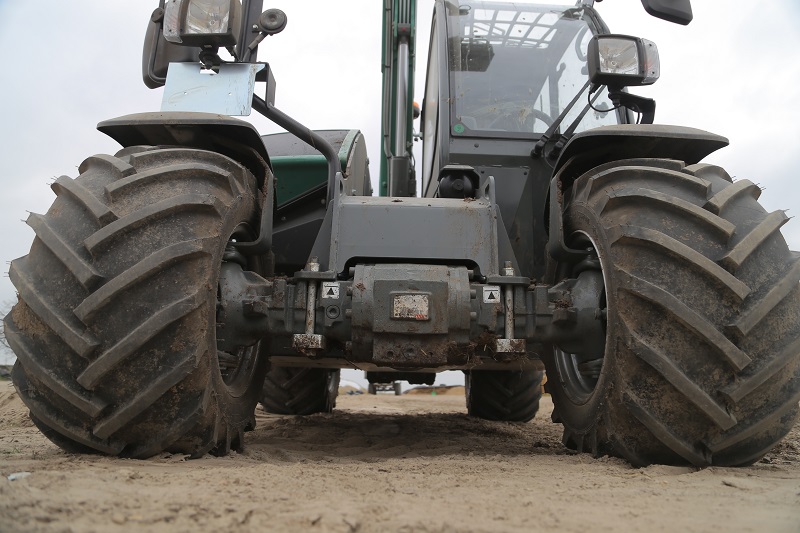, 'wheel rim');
215,223,263,397
553,231,608,405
